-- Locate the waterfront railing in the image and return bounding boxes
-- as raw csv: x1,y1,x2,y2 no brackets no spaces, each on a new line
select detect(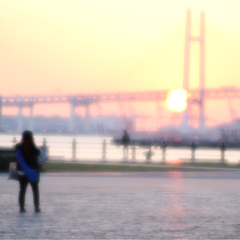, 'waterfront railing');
1,137,240,163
